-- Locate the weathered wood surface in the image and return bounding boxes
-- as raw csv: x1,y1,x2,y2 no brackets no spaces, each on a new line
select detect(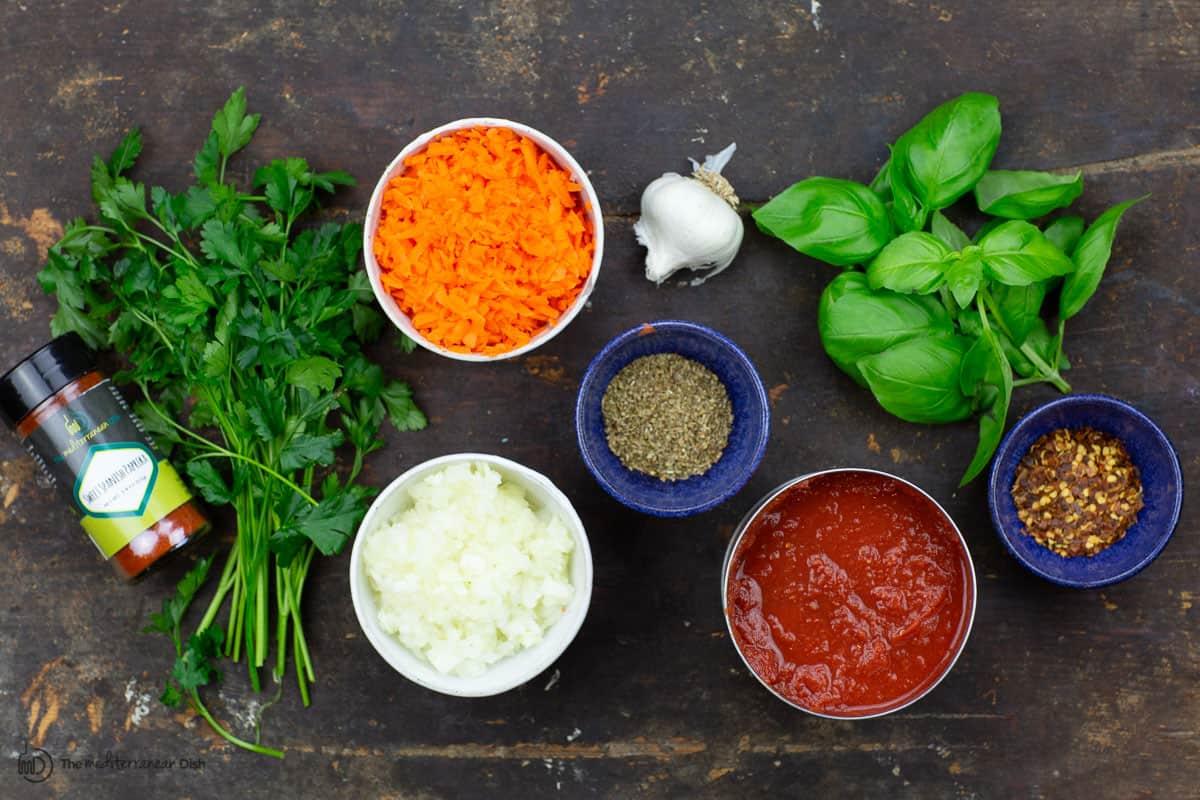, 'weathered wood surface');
0,1,1197,797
